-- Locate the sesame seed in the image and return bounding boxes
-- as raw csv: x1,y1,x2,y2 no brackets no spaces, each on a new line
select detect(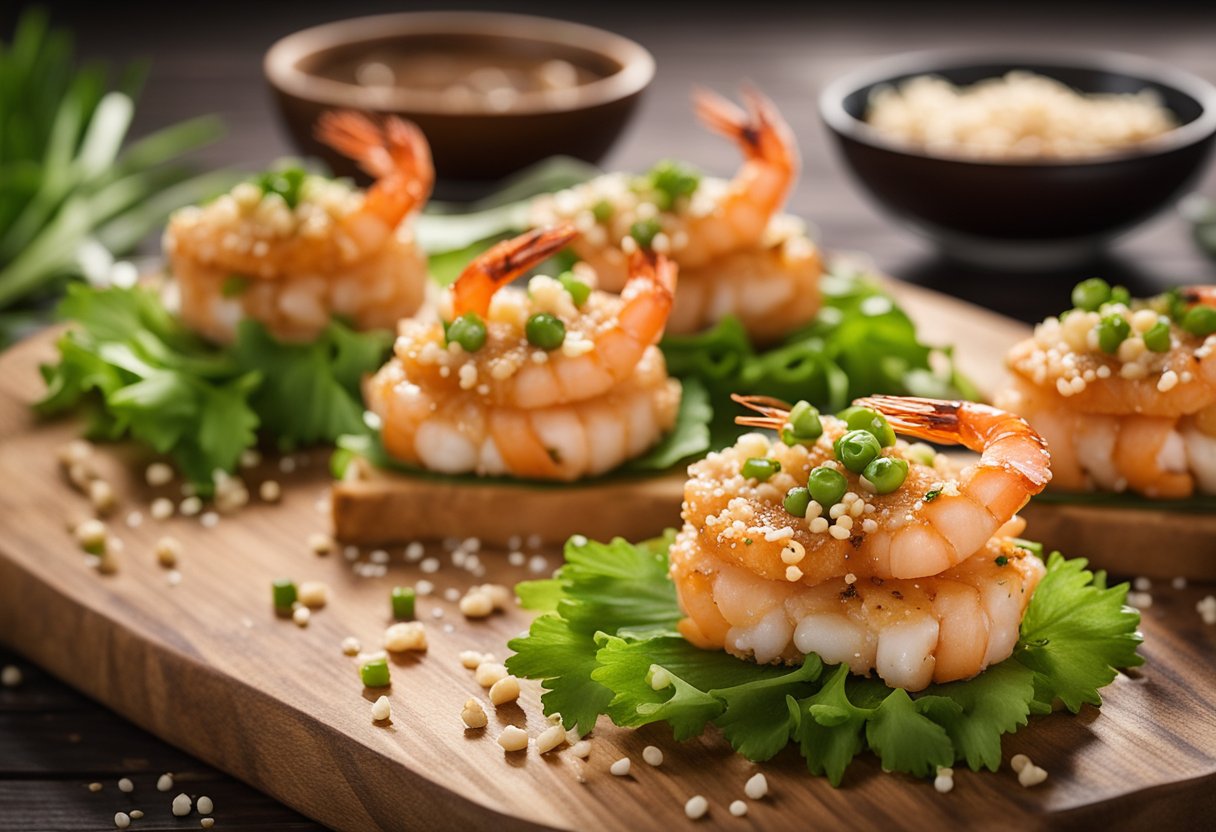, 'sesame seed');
536,724,567,754
197,796,214,814
1172,576,1187,590
570,740,592,758
146,462,174,487
785,565,803,582
292,606,311,627
309,533,333,555
934,774,954,793
507,551,526,566
829,525,851,540
129,811,143,820
150,498,174,520
118,777,133,793
1010,754,1030,773
1,665,23,688
420,557,440,574
383,622,427,652
199,511,219,529
371,695,391,722
180,496,202,516
1133,577,1151,591
475,662,509,688
201,820,215,829
156,773,173,792
489,675,521,706
684,795,709,820
462,697,489,729
1157,370,1179,393
459,588,495,618
497,725,529,752
744,772,768,799
341,637,361,656
115,812,131,829
155,537,181,568
610,757,631,776
642,745,664,766
1018,764,1048,787
172,793,192,816
88,782,103,793
730,800,748,817
260,480,282,502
